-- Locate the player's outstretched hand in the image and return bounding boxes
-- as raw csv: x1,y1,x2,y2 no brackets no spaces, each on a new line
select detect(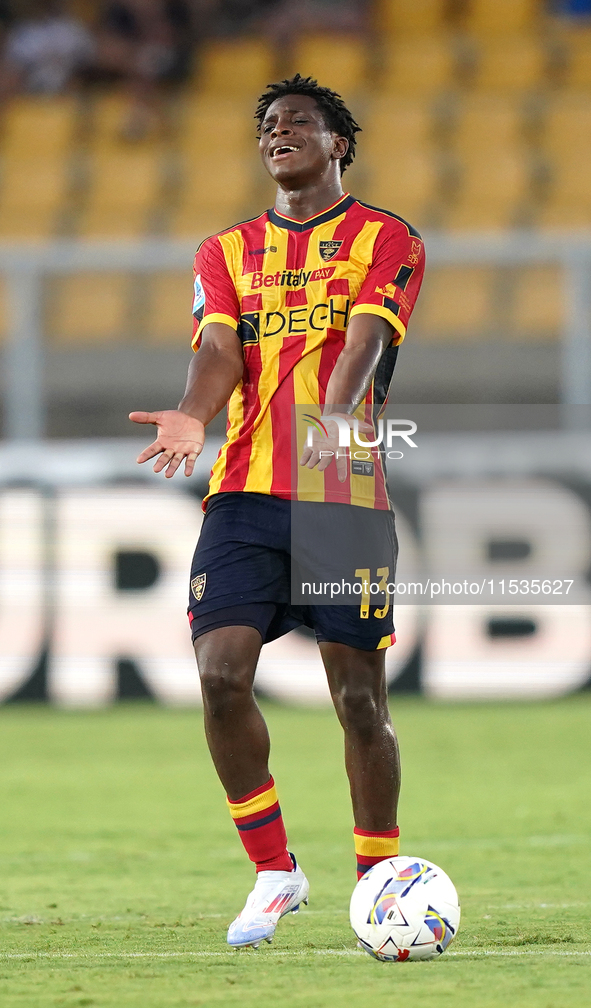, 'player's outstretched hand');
129,410,205,478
